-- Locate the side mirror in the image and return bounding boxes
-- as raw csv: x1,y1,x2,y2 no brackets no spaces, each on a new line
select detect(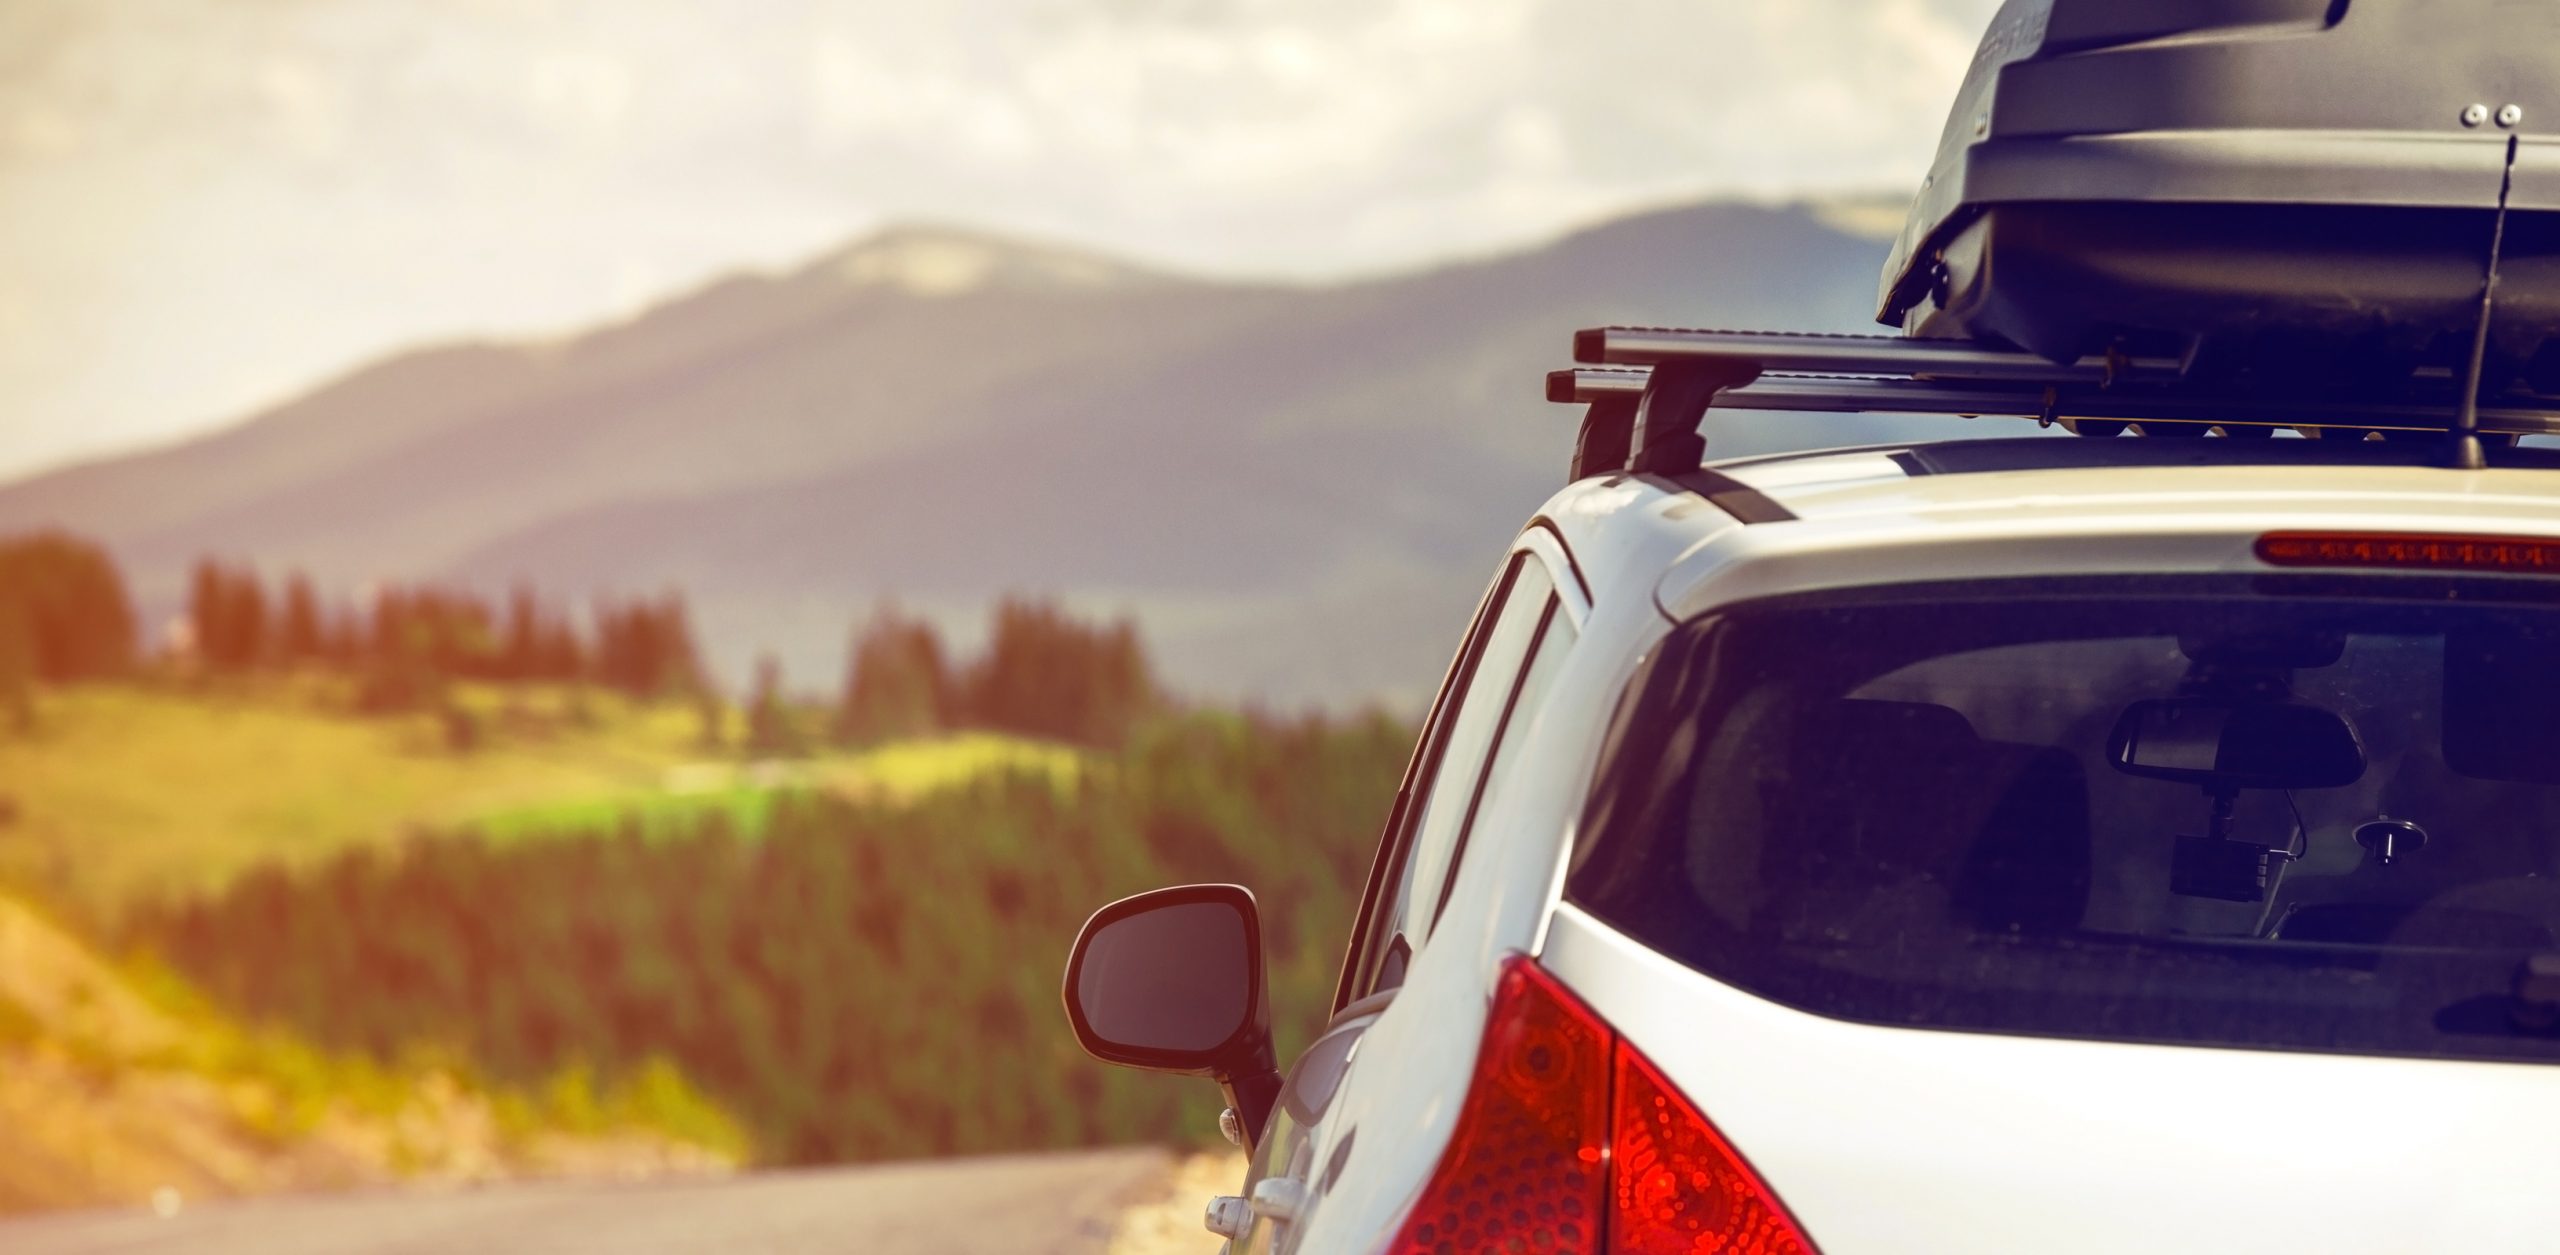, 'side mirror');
1063,884,1280,1148
2108,697,2364,792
